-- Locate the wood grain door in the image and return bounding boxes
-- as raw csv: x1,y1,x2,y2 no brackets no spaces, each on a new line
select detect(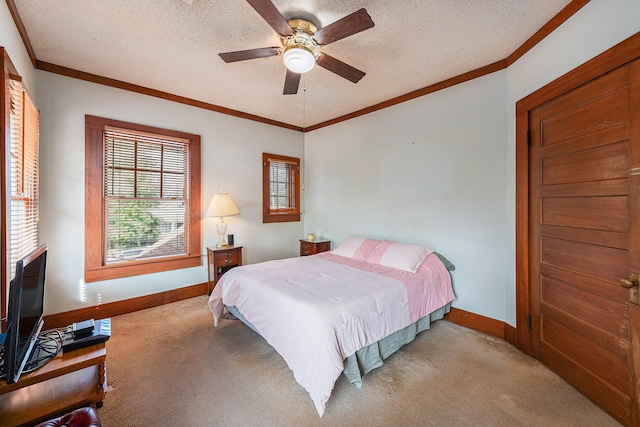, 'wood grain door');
529,59,640,426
